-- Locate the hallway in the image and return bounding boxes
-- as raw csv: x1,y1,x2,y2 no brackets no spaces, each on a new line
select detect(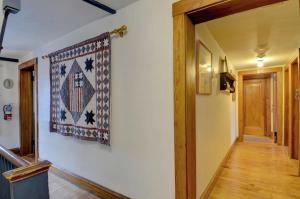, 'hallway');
209,136,300,199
